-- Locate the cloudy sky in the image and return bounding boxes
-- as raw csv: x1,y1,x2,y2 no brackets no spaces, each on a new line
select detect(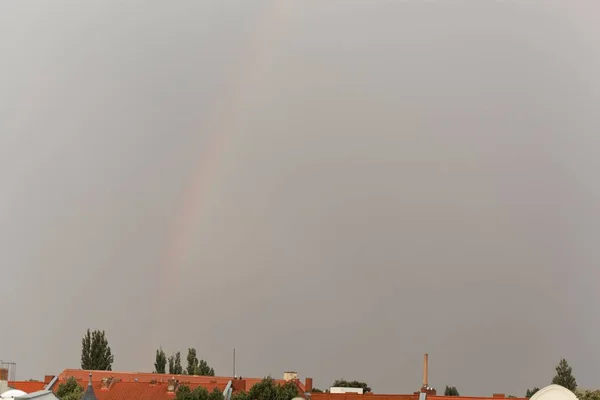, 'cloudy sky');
1,0,600,396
